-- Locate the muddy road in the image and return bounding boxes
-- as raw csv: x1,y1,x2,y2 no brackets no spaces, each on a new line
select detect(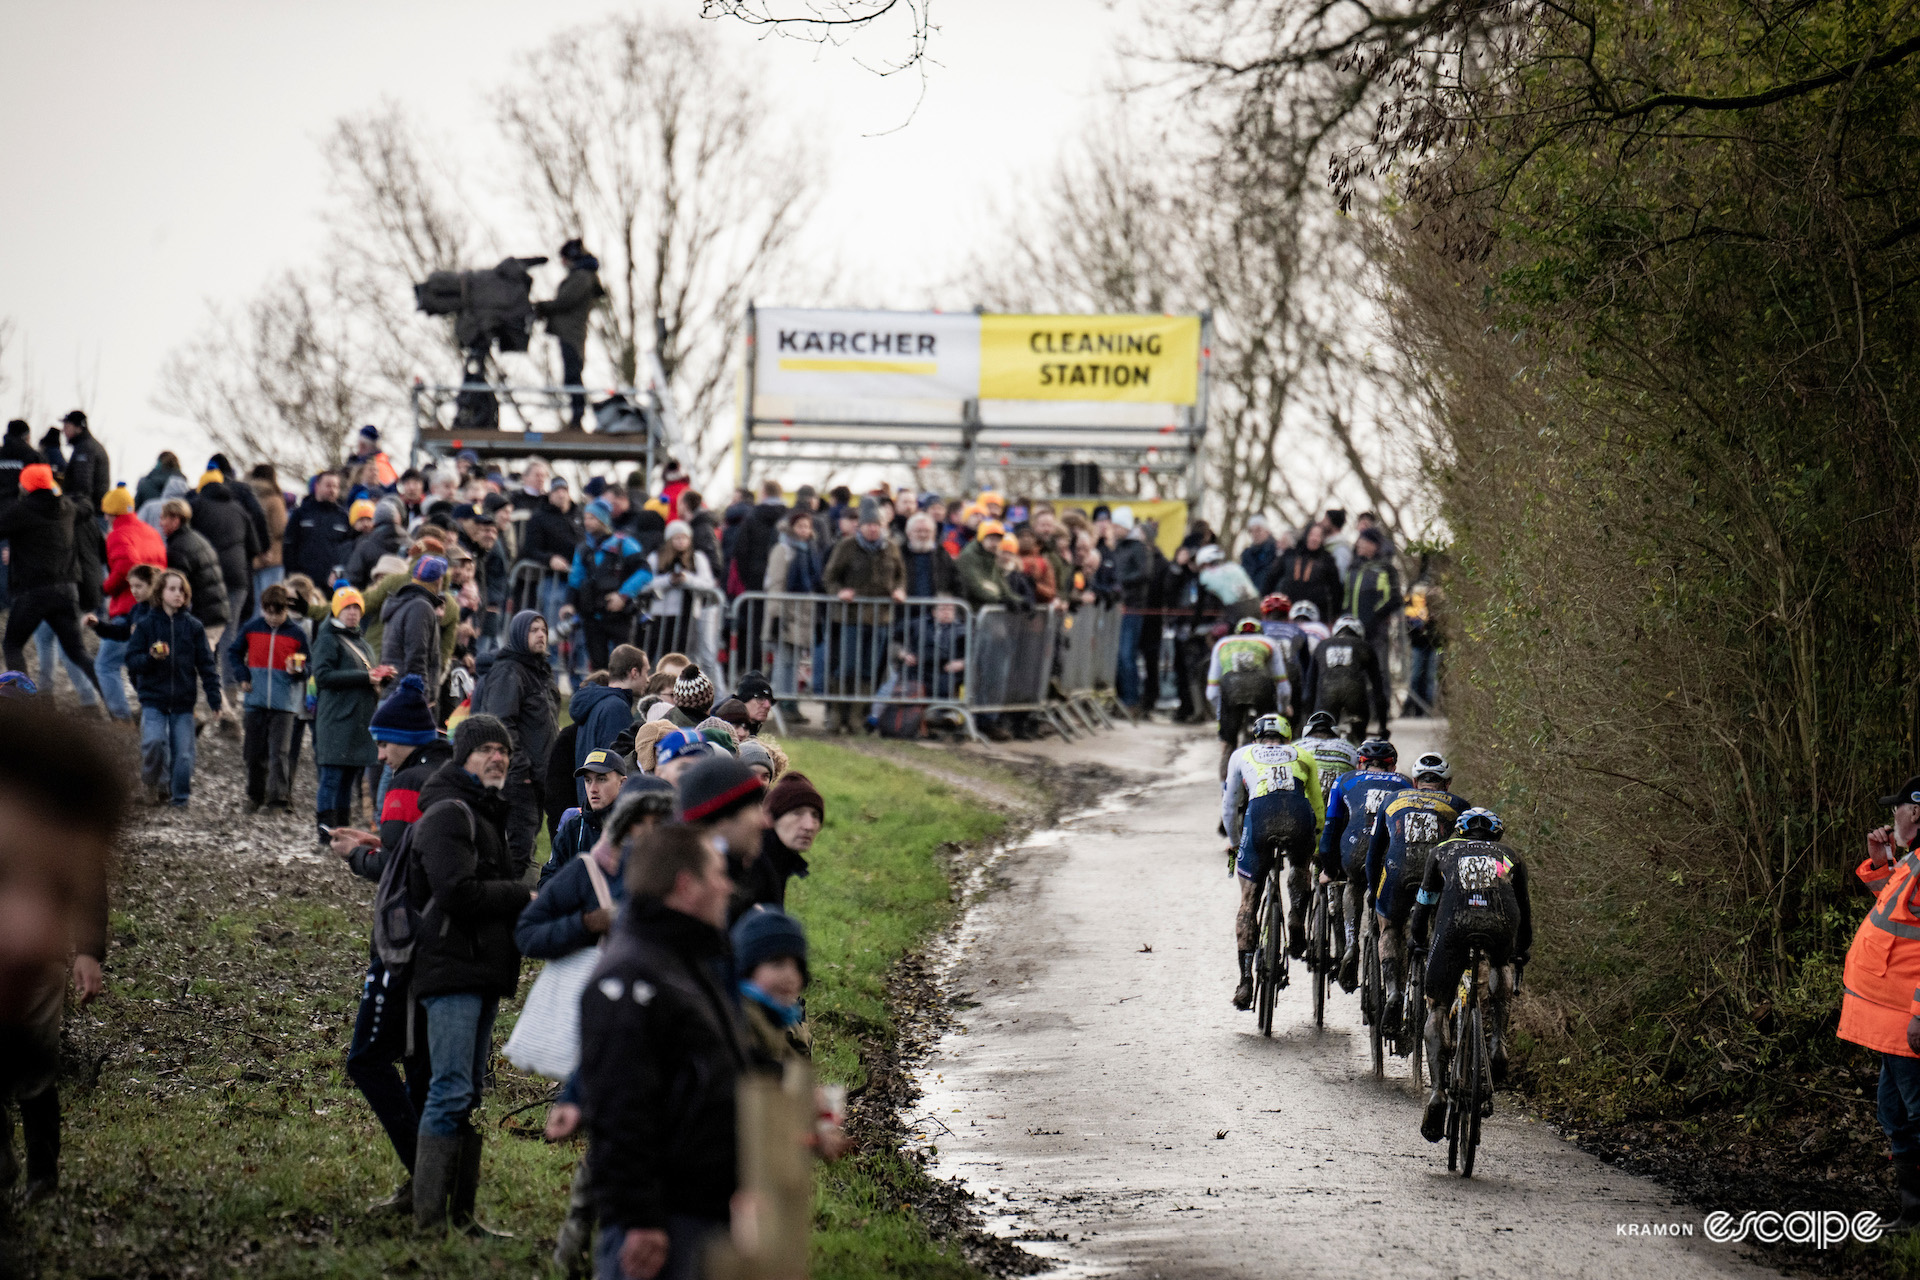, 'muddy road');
912,721,1774,1280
